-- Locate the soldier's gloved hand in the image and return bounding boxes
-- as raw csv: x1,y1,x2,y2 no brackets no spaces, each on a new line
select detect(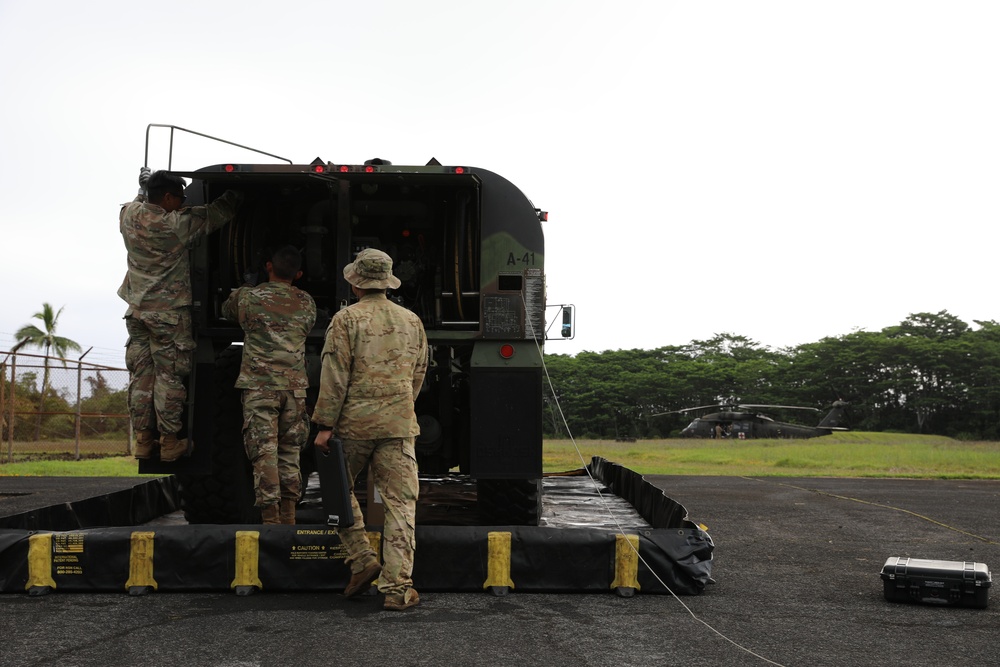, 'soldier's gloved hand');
138,167,152,196
314,429,334,453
